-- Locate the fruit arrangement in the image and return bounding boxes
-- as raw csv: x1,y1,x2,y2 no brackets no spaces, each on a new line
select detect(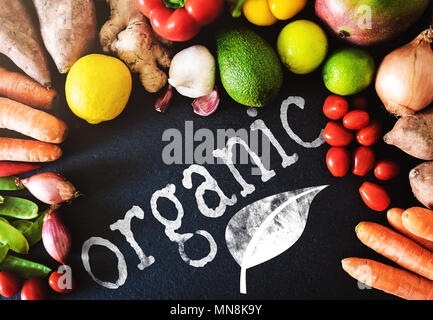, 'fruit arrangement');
0,0,433,300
